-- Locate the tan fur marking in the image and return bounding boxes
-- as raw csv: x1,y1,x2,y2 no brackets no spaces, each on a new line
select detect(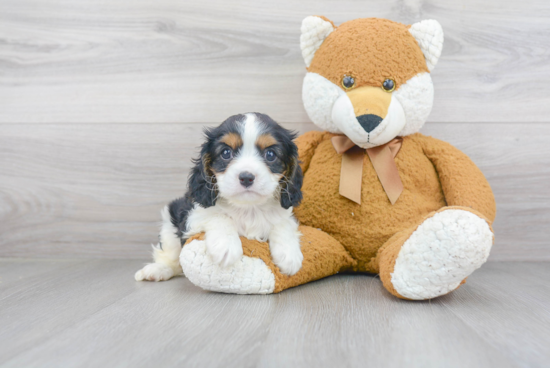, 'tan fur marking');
282,157,298,182
346,86,392,118
220,132,243,150
203,153,213,174
256,134,277,150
